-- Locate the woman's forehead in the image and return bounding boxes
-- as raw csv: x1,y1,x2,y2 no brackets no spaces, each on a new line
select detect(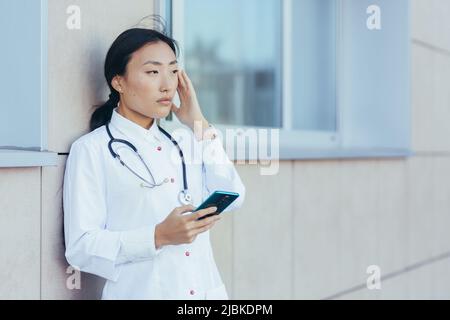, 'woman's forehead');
131,41,177,66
